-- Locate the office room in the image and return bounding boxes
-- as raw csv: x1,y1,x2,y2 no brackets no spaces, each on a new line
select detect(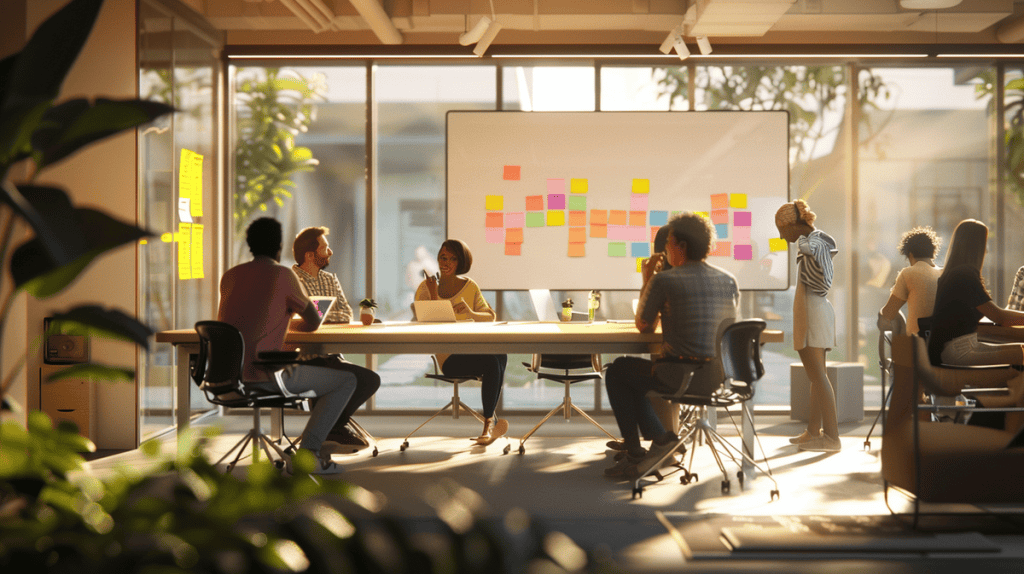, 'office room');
3,0,1024,571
